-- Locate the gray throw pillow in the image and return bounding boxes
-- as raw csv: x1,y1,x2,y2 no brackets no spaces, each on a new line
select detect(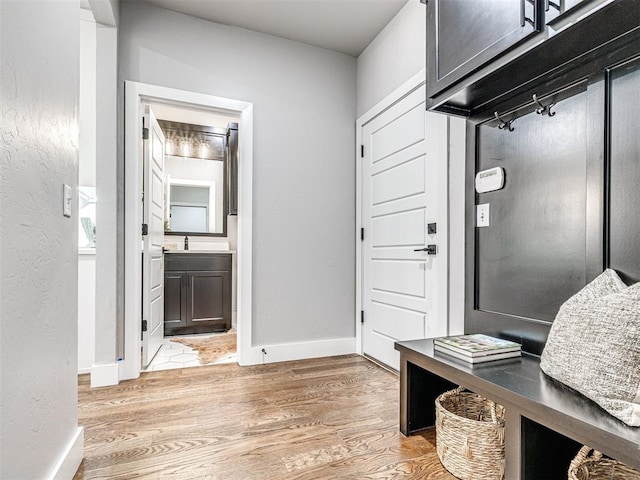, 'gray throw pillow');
541,269,640,426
